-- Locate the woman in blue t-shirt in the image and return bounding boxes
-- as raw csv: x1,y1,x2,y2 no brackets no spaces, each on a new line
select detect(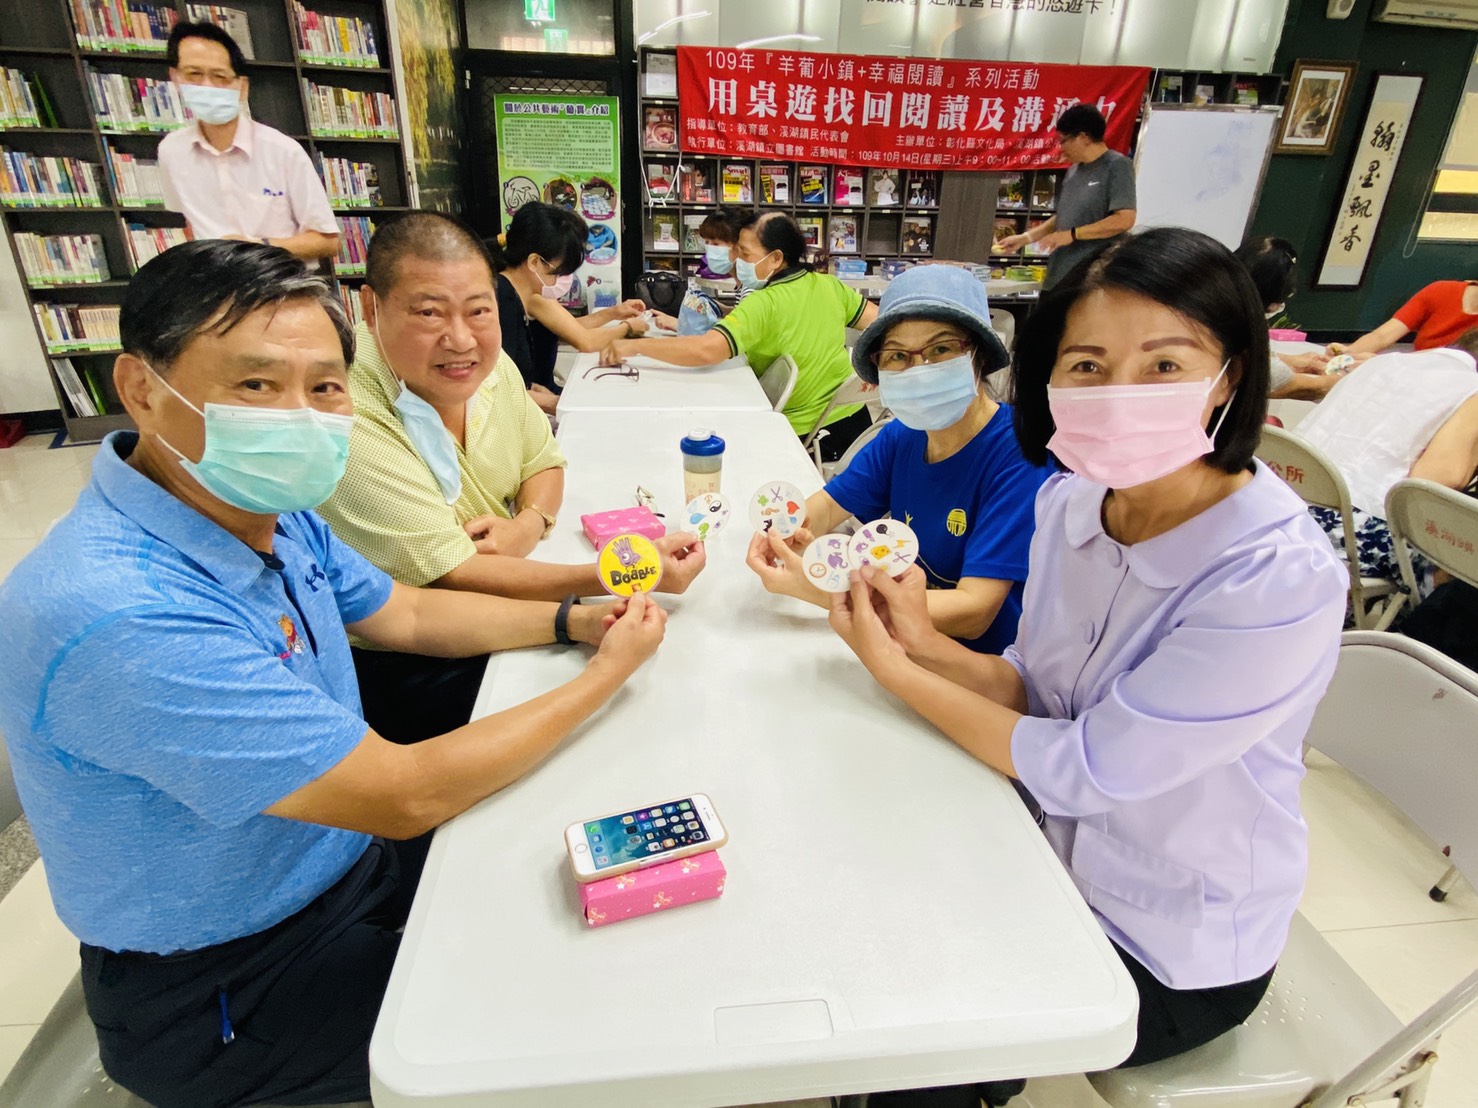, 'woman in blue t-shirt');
746,265,1052,653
